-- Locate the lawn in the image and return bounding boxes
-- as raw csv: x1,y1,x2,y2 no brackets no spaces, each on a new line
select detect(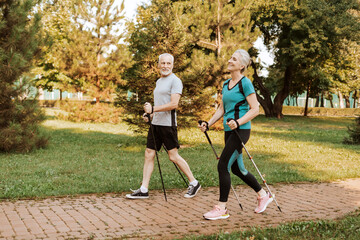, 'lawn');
180,209,360,240
0,113,359,199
